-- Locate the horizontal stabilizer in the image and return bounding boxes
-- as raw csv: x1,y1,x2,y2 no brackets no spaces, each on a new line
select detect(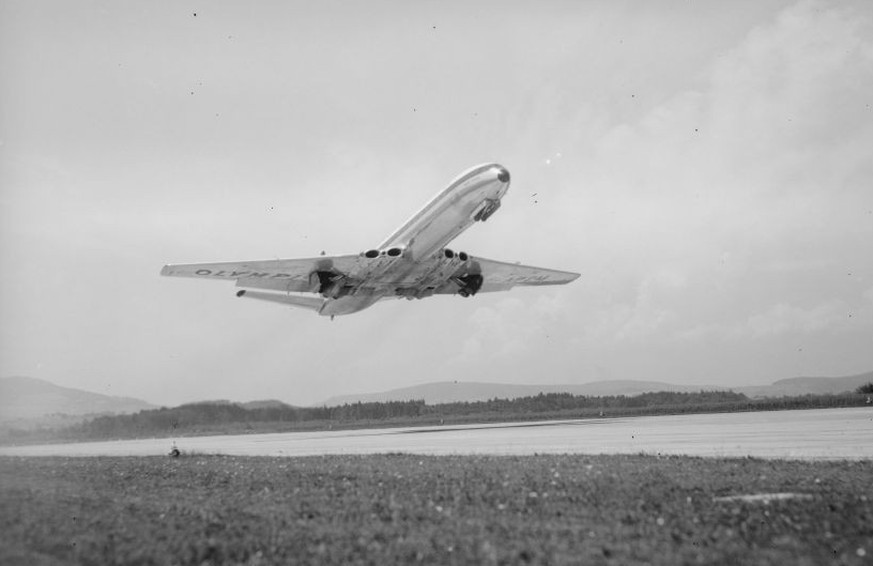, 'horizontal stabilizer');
235,290,324,312
235,277,314,293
